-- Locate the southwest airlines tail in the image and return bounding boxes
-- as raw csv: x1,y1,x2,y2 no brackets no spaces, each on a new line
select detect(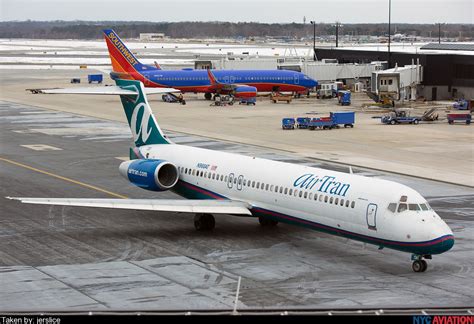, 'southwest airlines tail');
103,29,156,74
115,79,171,146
